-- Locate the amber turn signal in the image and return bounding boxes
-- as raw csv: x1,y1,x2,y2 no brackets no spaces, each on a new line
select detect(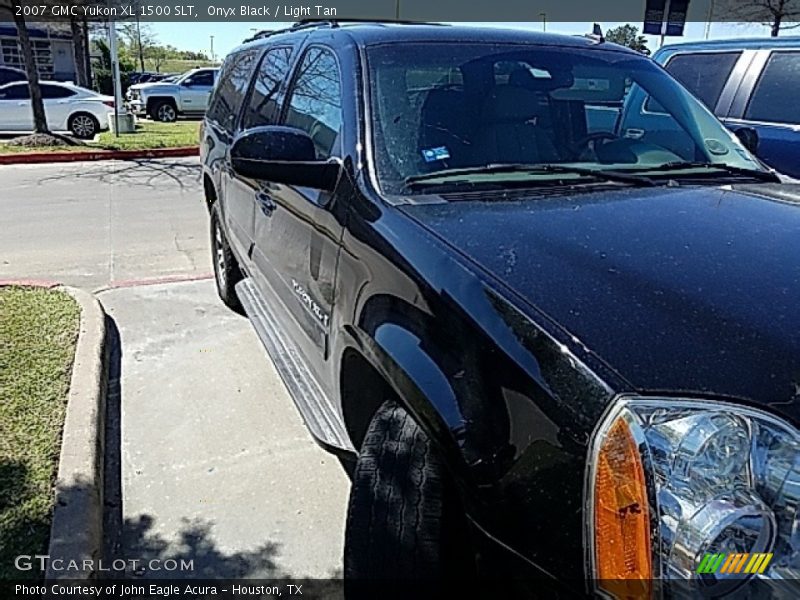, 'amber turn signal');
594,416,652,599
